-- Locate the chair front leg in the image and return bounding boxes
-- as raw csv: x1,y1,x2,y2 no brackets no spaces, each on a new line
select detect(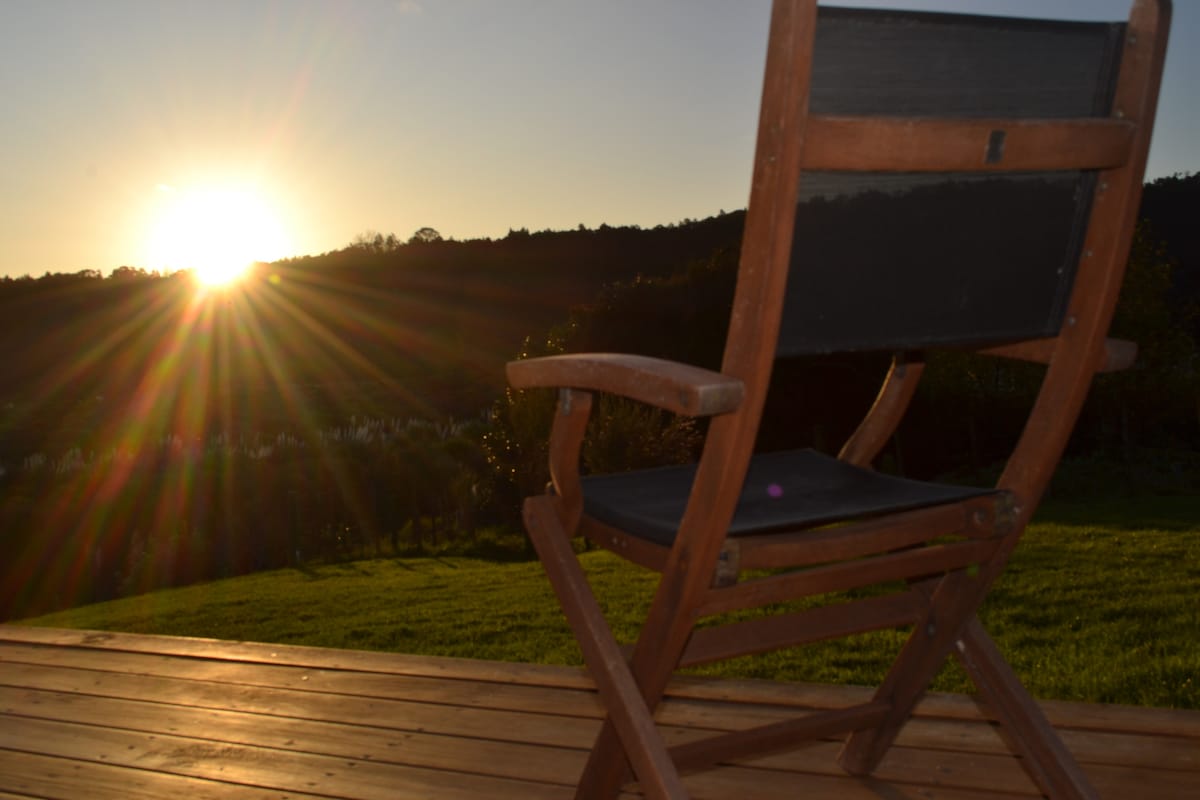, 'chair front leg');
574,540,719,799
575,624,696,799
523,496,689,800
